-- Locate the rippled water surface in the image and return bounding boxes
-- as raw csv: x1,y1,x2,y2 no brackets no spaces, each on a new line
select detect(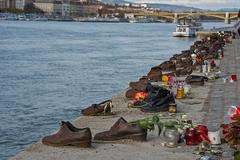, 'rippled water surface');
0,21,231,159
